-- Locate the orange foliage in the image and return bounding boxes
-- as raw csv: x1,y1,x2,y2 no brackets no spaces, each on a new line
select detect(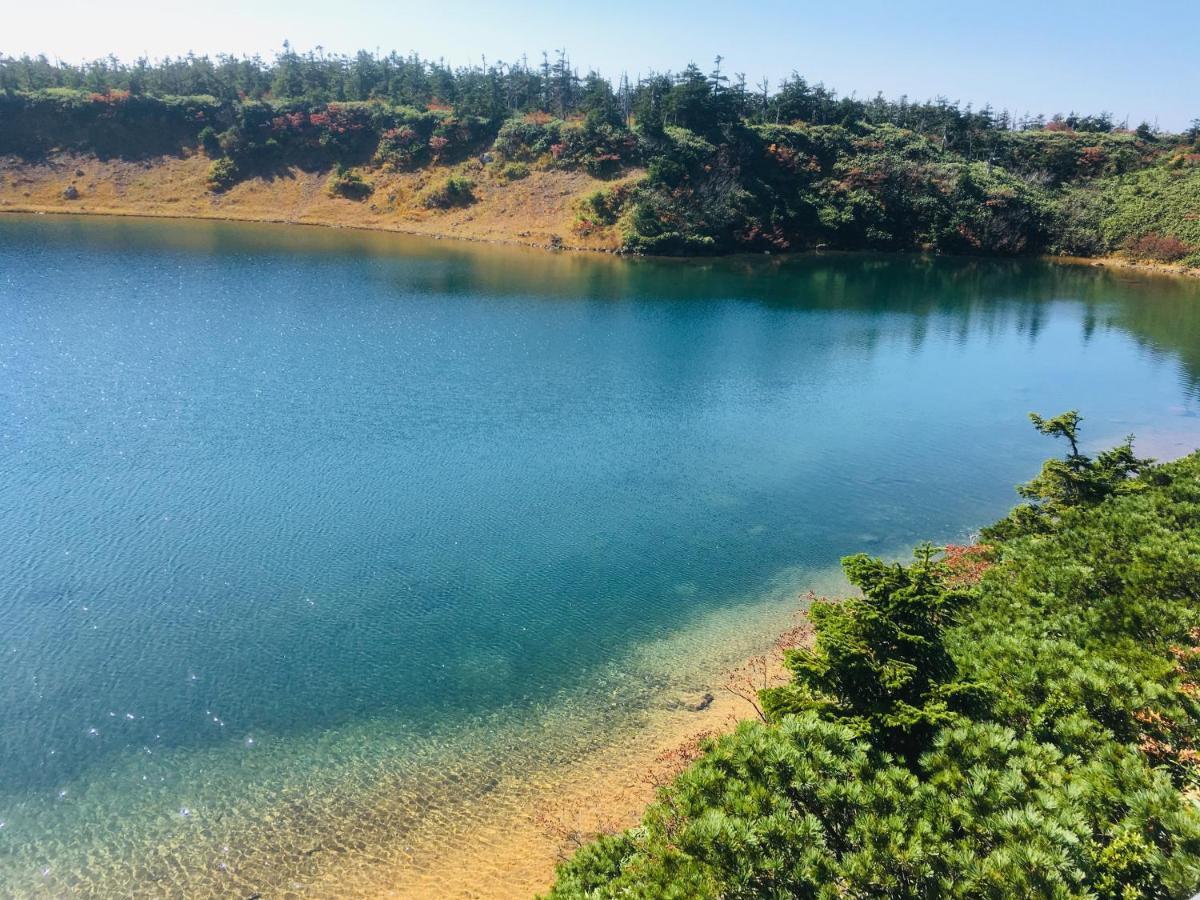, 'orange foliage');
942,544,993,587
1135,627,1200,770
1079,145,1108,175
